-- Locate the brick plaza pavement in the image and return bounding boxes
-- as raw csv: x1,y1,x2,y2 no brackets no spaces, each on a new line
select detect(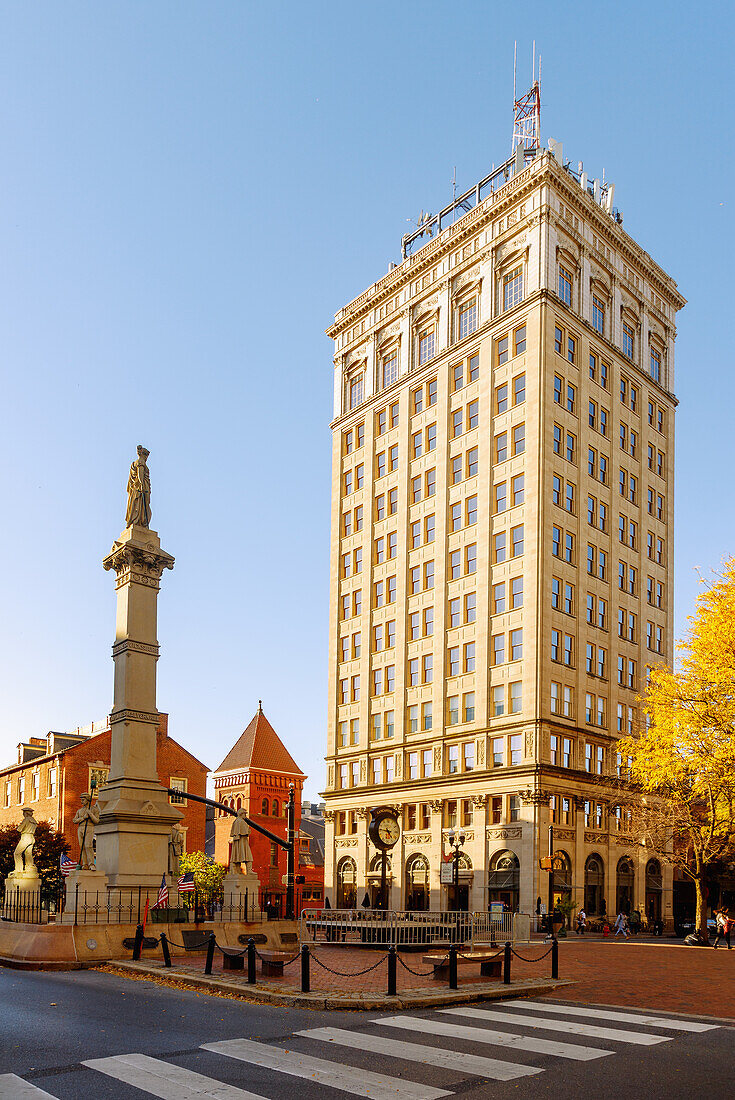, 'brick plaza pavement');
128,934,735,1018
